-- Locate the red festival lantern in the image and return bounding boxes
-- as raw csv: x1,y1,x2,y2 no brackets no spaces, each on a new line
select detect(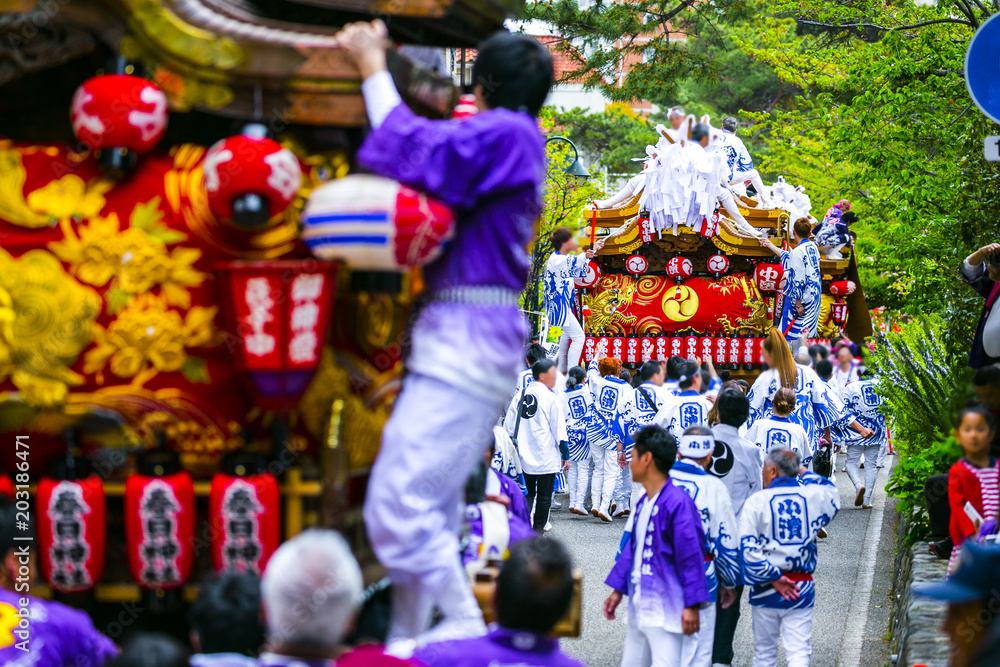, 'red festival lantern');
669,337,684,358
742,337,756,370
624,337,641,364
707,254,730,276
209,473,281,574
639,218,655,244
583,337,597,363
216,261,337,411
71,75,168,153
610,337,626,361
754,263,785,292
684,336,698,359
36,477,106,593
125,472,195,590
728,337,741,370
666,257,693,283
0,473,13,500
714,337,728,366
203,132,303,226
699,336,714,362
654,337,668,362
575,262,602,290
625,255,648,276
828,280,857,296
832,301,849,325
451,94,479,120
641,337,655,362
